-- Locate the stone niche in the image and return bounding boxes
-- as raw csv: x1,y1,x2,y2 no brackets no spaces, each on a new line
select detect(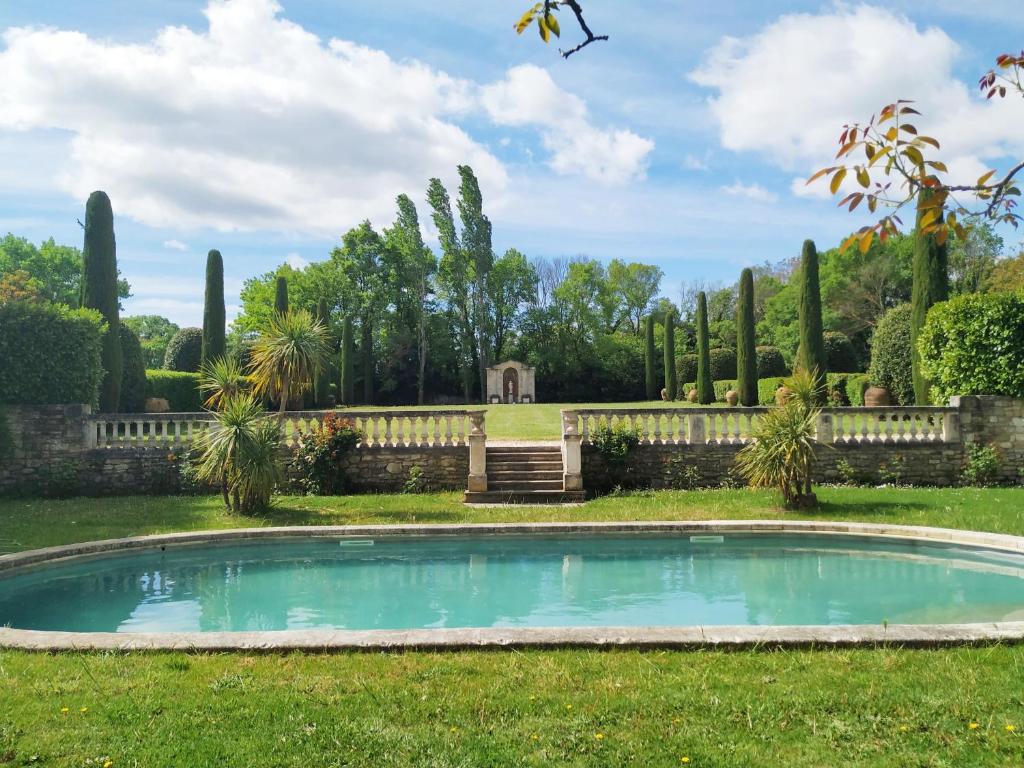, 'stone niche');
486,360,536,404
